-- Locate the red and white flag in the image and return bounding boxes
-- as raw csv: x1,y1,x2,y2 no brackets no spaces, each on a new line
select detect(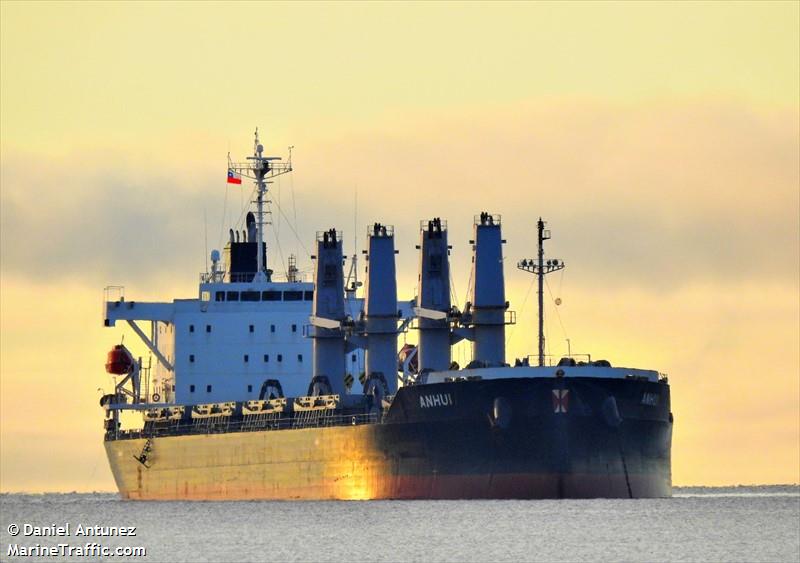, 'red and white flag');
227,169,242,185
